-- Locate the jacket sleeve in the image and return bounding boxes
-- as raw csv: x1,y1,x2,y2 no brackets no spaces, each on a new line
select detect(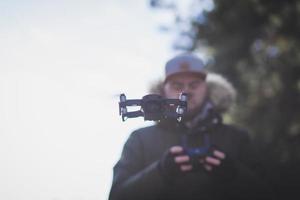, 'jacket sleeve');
214,130,275,200
109,131,165,200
